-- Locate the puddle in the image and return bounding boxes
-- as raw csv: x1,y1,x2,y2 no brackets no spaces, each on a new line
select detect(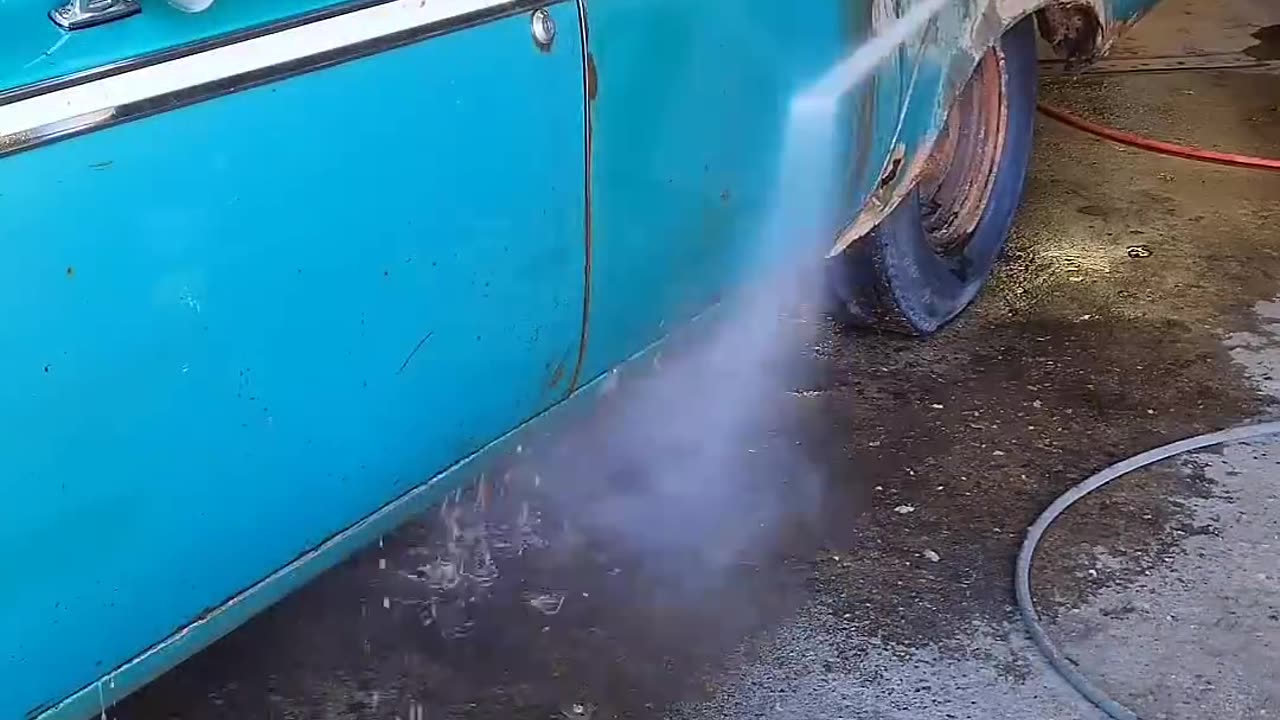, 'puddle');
1244,25,1280,61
